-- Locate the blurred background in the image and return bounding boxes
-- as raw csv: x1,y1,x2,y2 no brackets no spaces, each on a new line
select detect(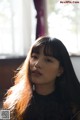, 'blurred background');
0,0,80,101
